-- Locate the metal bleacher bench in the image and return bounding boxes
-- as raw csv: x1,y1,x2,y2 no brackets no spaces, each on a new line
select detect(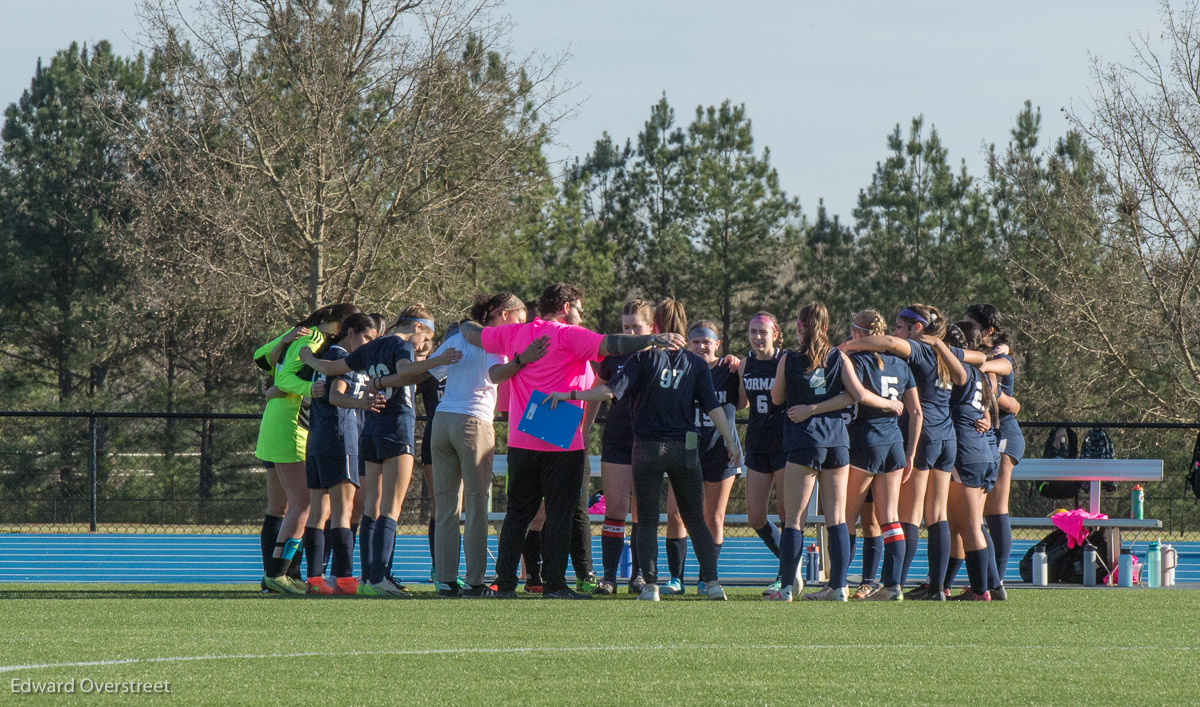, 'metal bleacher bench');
485,455,1162,579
